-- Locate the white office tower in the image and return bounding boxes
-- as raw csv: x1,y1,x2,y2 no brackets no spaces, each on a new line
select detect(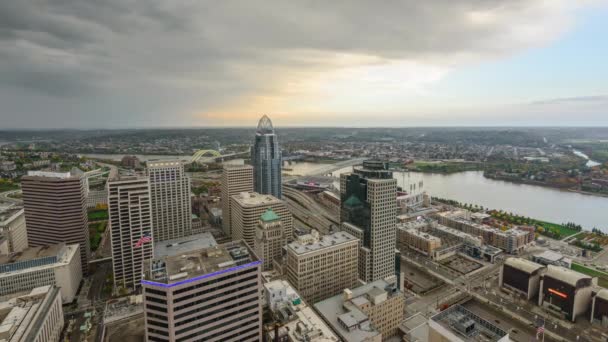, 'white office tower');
221,164,254,238
108,177,154,291
147,161,192,241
